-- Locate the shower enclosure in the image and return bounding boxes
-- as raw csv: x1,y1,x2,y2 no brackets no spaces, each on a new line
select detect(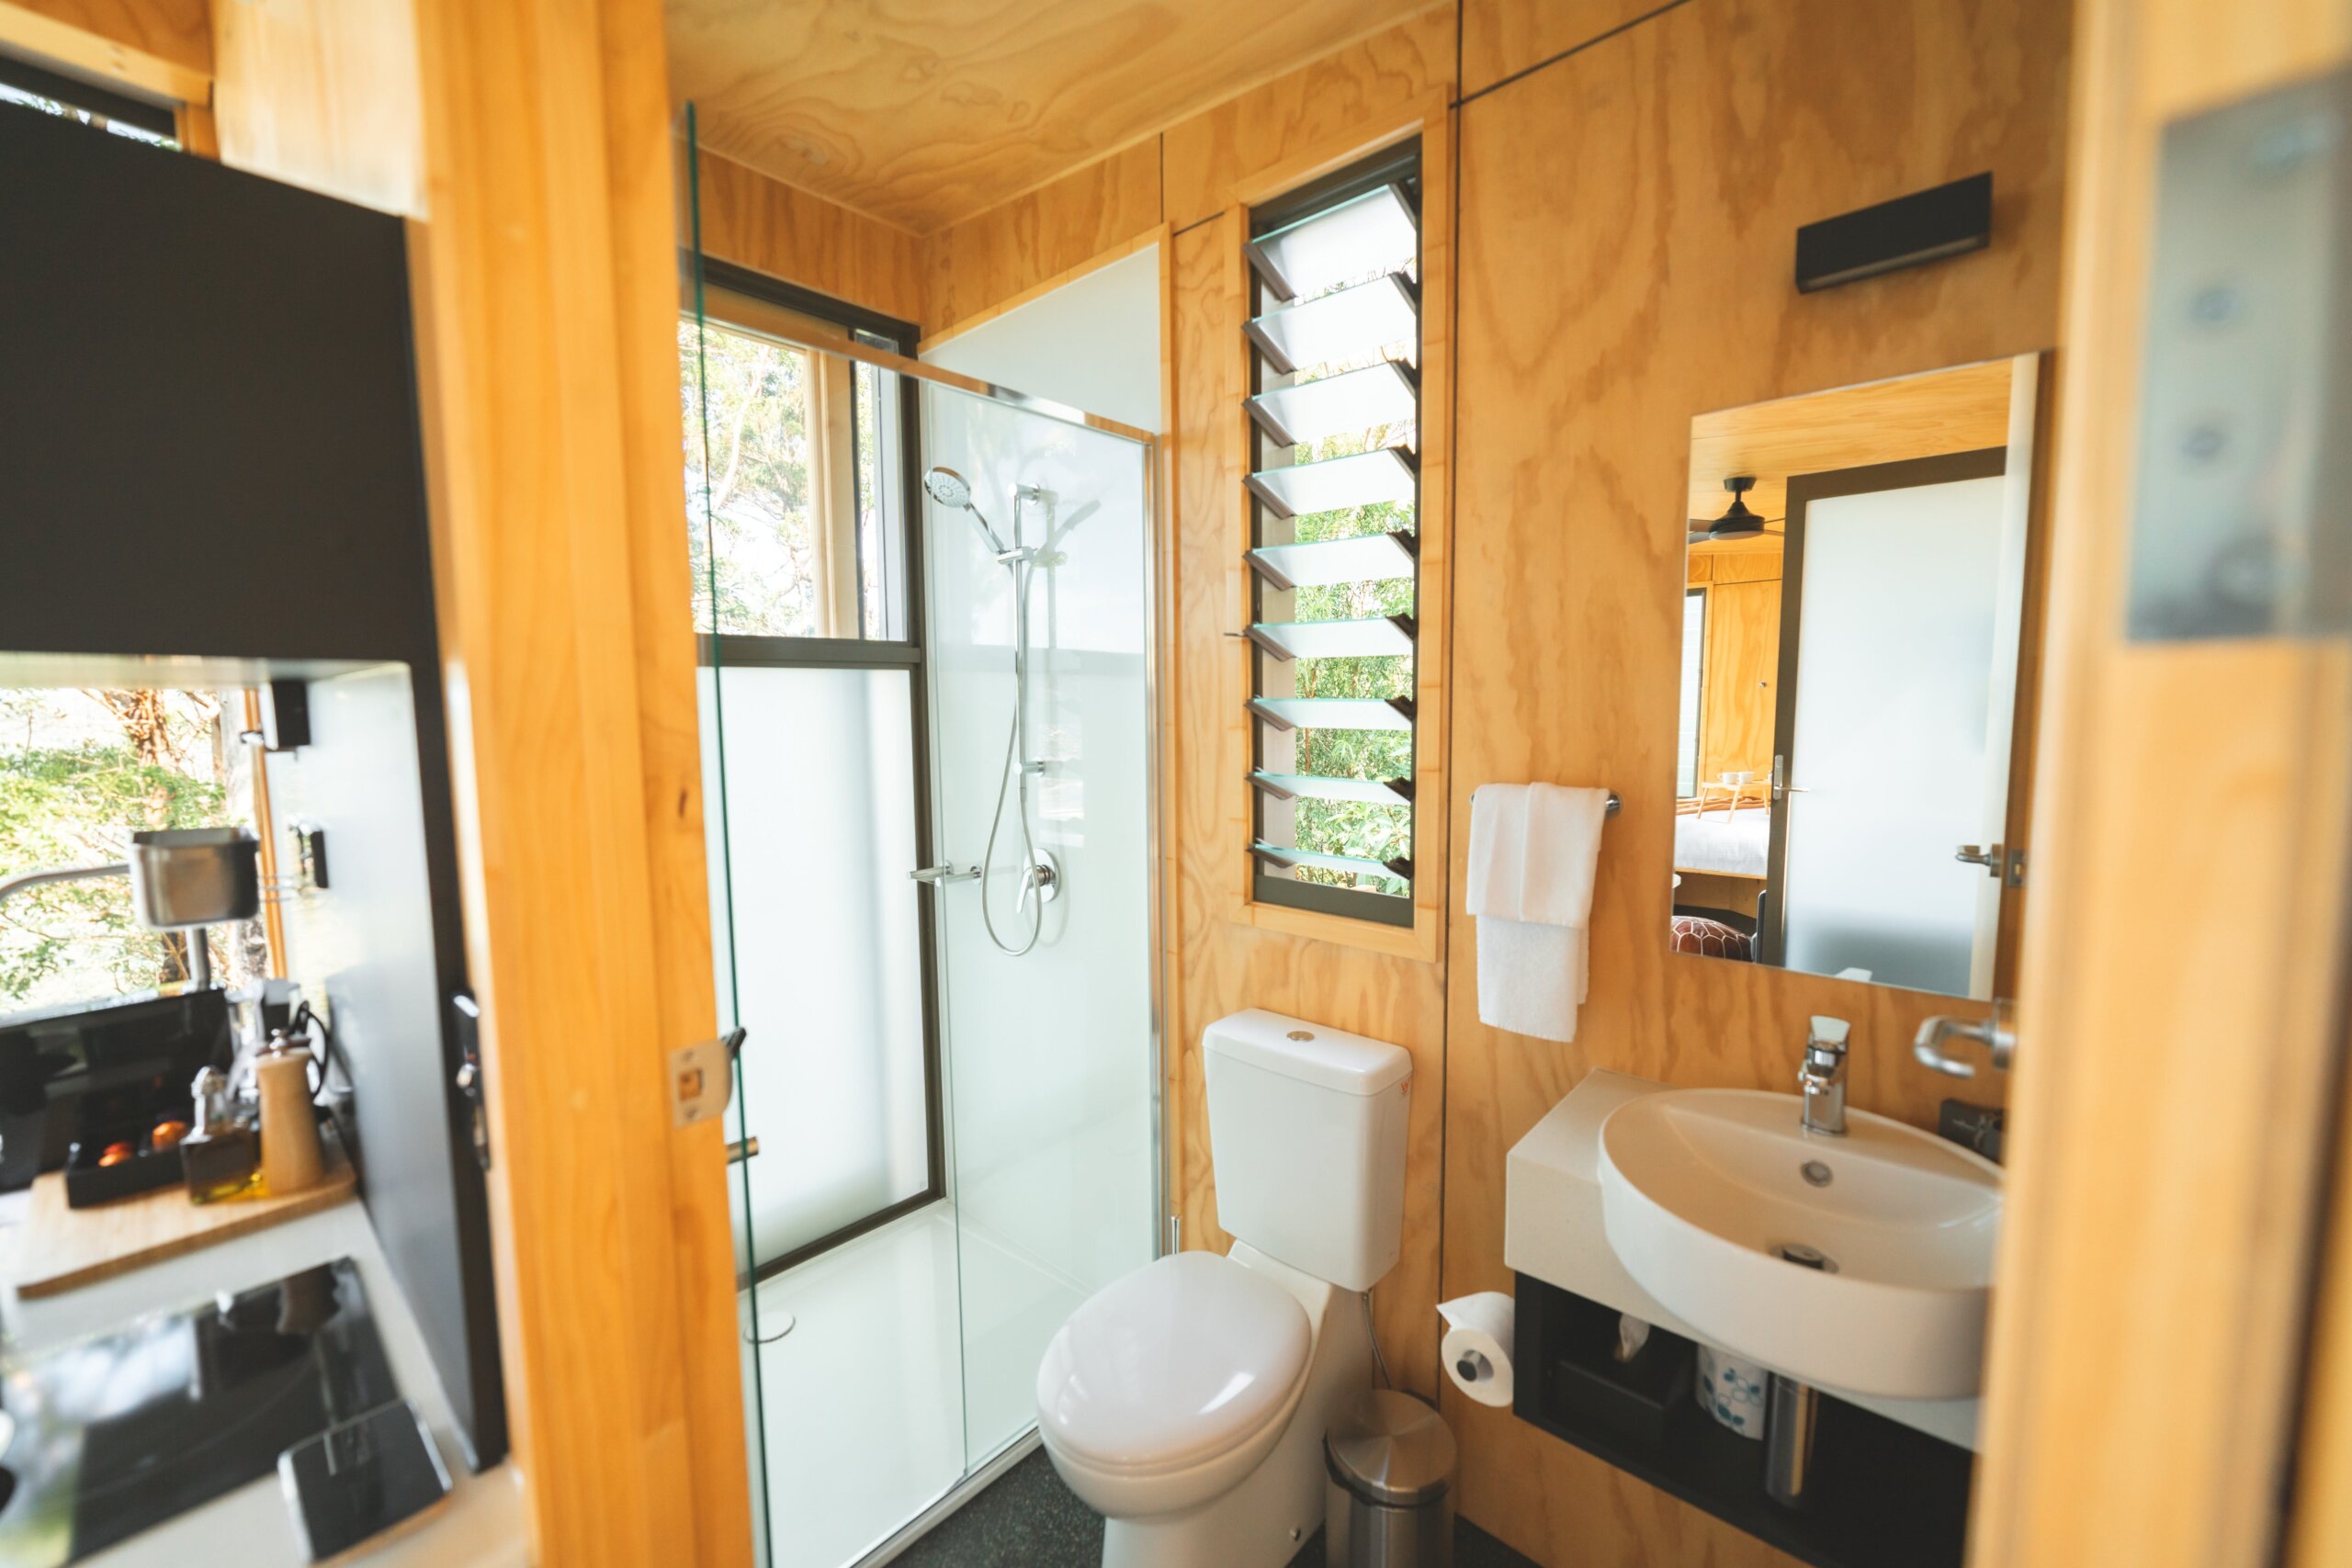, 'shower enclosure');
677,109,1163,1568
